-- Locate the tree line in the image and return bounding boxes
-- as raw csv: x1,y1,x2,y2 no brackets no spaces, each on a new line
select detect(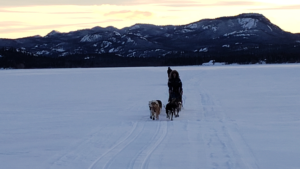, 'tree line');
0,44,300,69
